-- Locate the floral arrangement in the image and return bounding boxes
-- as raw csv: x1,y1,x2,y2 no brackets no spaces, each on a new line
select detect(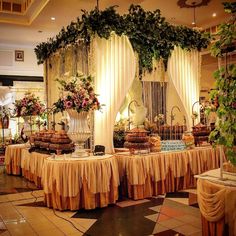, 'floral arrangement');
53,74,101,113
154,113,165,122
13,92,45,117
144,118,157,133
